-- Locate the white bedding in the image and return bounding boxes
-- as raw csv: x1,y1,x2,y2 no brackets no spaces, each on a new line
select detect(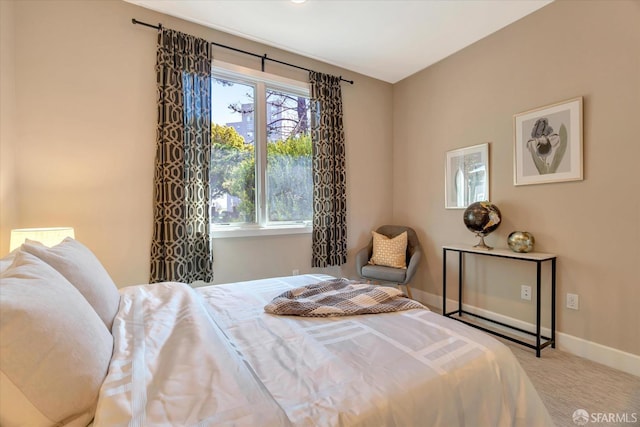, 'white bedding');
94,274,553,426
